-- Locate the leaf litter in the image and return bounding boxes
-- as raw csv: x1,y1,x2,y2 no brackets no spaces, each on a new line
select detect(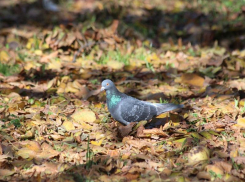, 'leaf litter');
0,0,245,181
